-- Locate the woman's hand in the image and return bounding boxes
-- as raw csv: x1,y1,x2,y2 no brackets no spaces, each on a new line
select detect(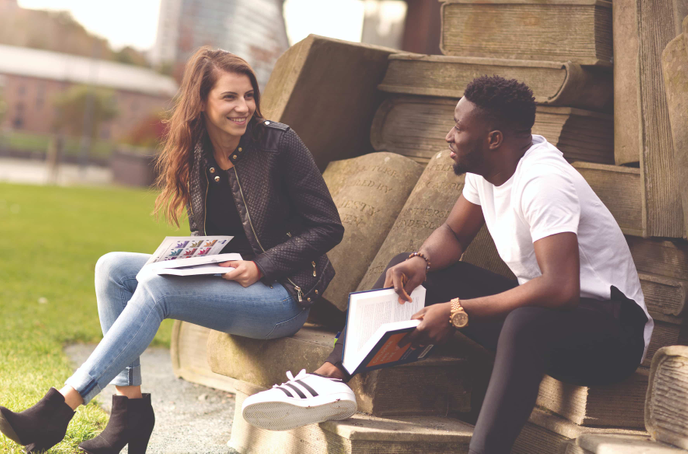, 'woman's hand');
383,257,428,304
220,261,262,287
